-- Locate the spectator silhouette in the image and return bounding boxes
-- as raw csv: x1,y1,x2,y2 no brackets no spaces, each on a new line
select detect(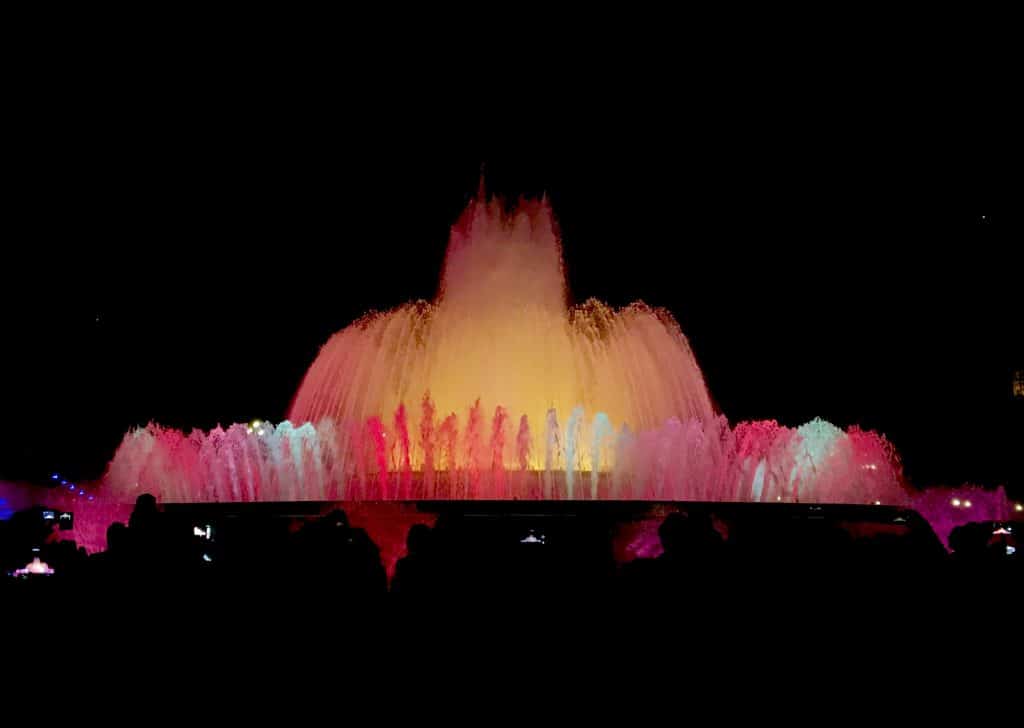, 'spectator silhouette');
619,511,725,596
50,538,87,578
292,510,343,583
391,523,435,597
107,522,131,559
343,526,387,597
129,493,160,532
658,511,723,567
89,522,131,579
127,493,164,568
126,492,197,579
291,510,386,599
950,522,992,565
